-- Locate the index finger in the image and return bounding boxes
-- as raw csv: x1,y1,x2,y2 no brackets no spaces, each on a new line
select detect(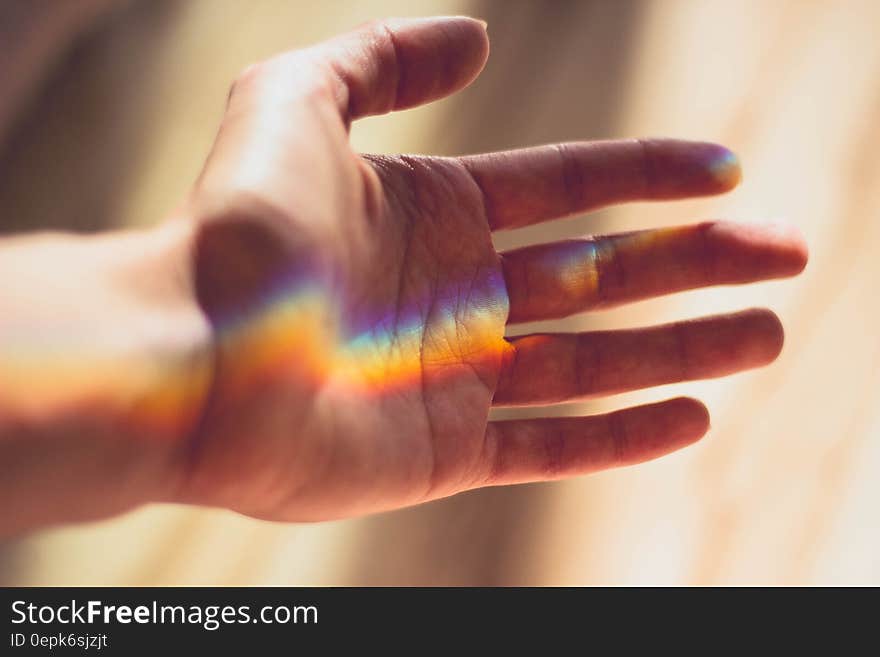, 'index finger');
460,139,741,230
